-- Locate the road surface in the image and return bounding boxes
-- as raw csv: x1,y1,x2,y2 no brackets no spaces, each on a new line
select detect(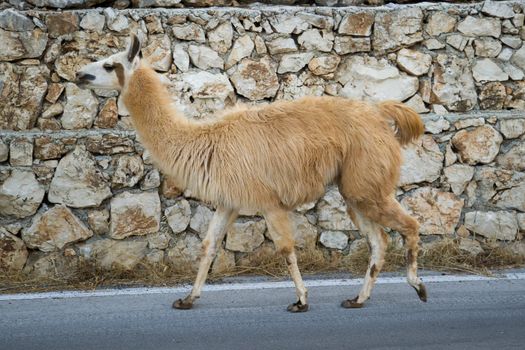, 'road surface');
1,273,525,350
